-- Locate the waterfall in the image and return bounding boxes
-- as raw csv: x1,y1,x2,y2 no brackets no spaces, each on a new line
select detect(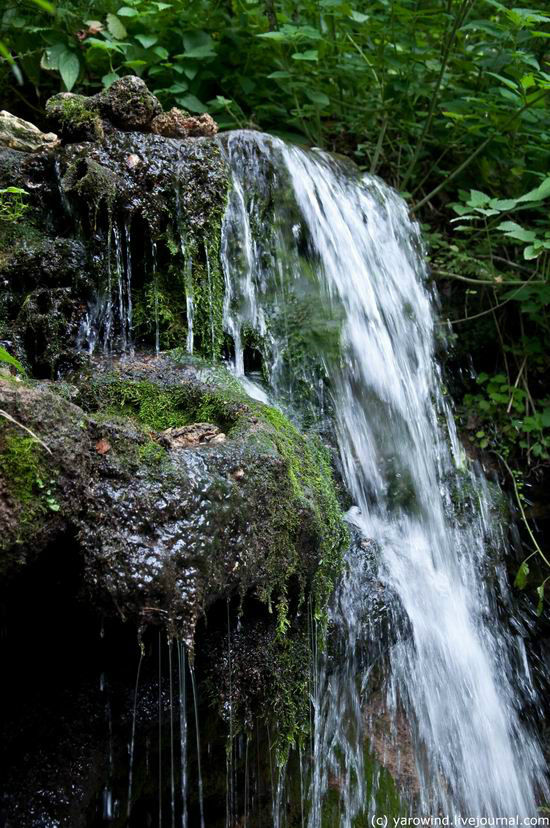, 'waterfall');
219,131,547,820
